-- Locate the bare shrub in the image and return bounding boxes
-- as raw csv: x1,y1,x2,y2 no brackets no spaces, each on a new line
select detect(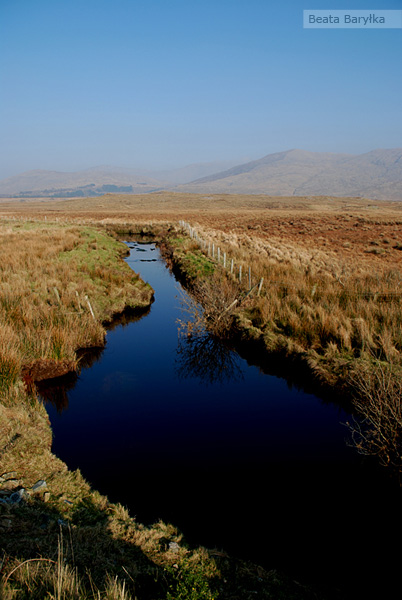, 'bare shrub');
180,272,241,338
347,360,402,469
